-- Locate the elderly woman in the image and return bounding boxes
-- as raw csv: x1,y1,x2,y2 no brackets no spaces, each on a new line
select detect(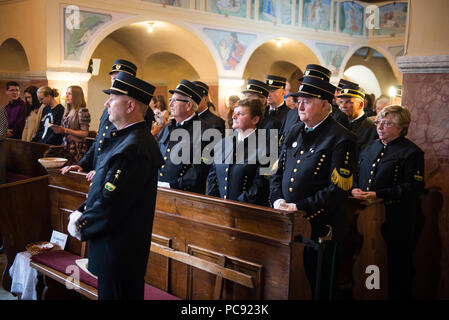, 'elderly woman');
351,105,424,299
